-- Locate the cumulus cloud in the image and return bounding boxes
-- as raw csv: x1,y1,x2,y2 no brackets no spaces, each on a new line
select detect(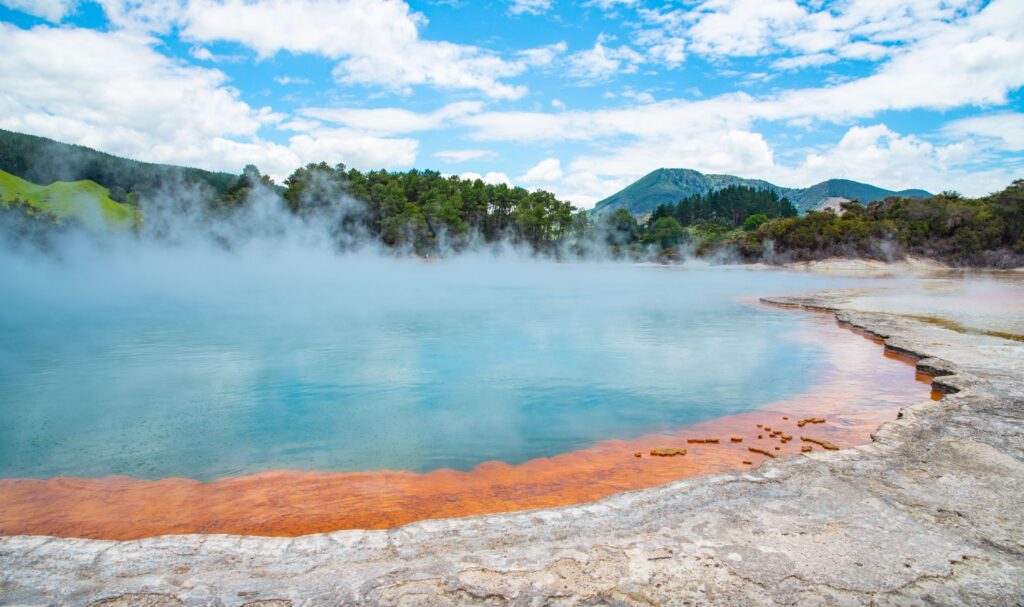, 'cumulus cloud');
21,0,551,100
944,112,1024,152
774,123,1015,197
634,0,986,71
0,23,418,180
521,158,564,182
759,0,1024,121
274,75,310,85
1,0,76,21
459,171,512,186
508,0,551,16
286,130,418,171
300,101,484,136
517,41,567,67
178,0,532,99
582,0,637,12
0,24,262,150
434,149,497,163
567,36,645,81
622,89,655,103
782,124,953,187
